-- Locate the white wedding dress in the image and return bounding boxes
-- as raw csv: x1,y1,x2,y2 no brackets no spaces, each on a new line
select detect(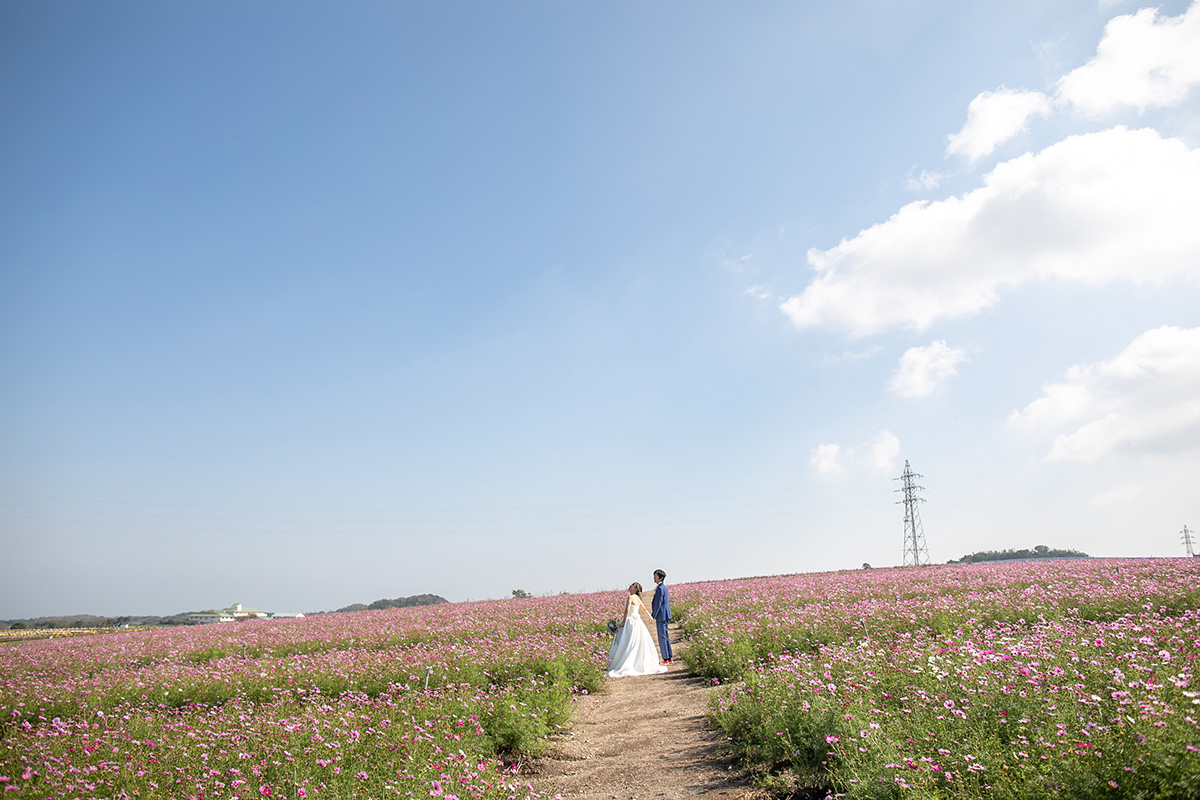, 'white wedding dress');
607,595,668,677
